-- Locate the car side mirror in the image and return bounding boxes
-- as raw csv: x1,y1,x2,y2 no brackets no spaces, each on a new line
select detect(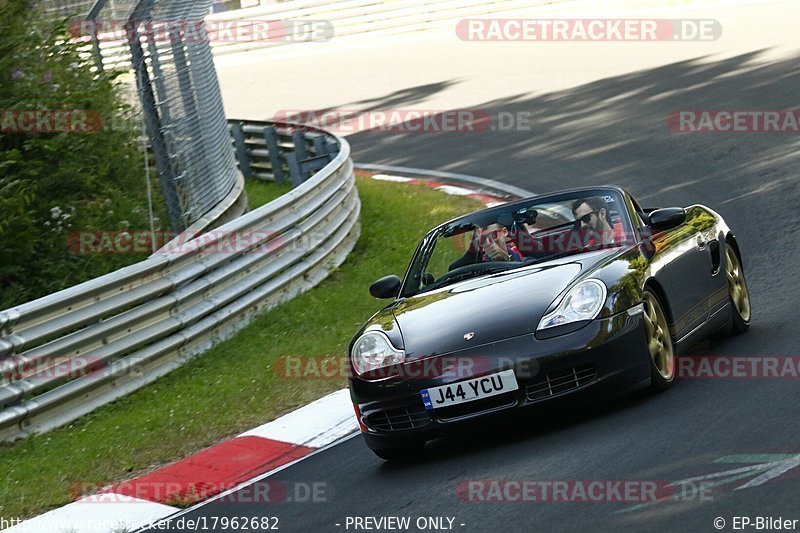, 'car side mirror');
647,207,686,231
369,275,402,299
